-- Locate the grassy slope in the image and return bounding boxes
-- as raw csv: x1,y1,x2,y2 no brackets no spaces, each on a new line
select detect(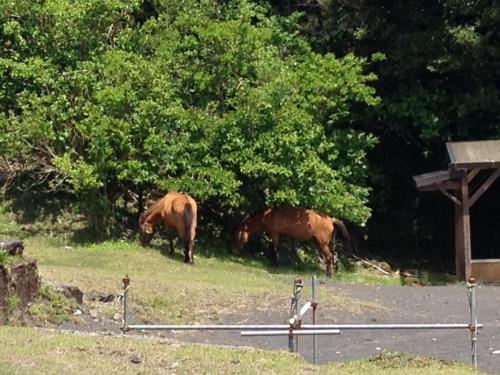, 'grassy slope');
0,326,478,375
24,236,394,323
0,207,473,374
